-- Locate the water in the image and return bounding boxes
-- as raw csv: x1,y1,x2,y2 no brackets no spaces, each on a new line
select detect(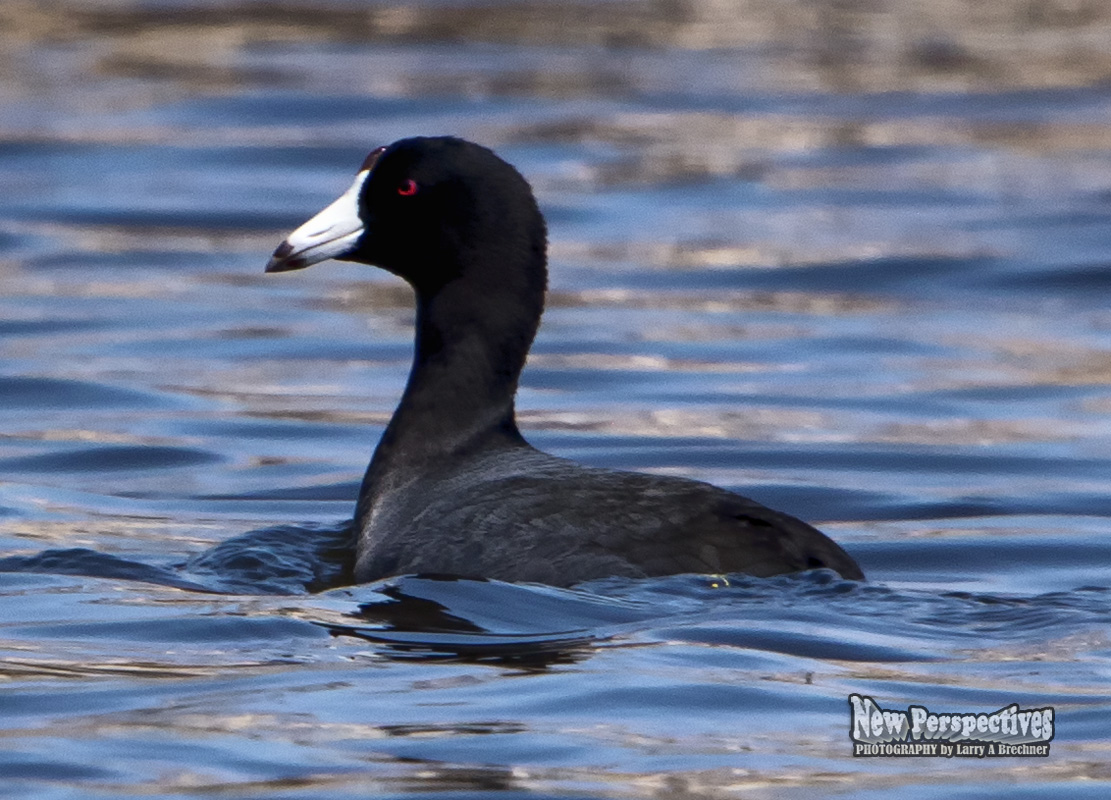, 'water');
2,0,1111,796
